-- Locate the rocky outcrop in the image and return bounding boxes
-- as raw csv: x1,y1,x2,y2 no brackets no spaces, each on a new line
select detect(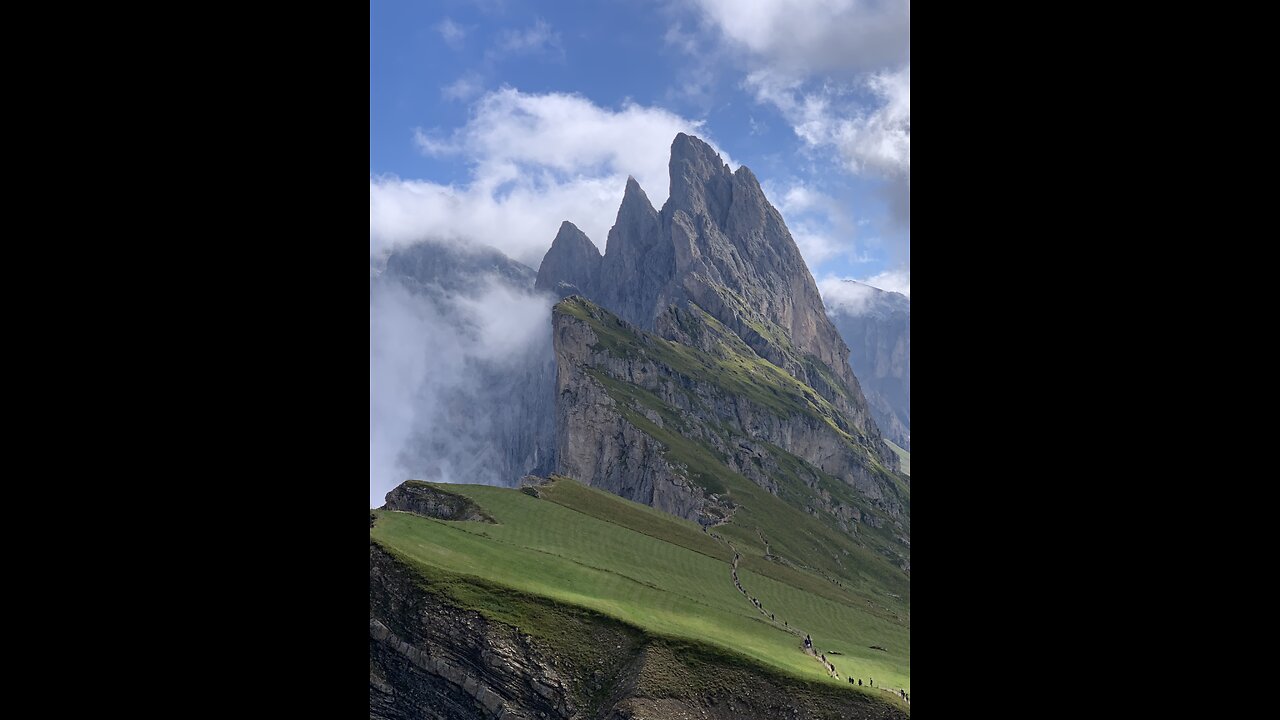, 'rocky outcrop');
382,481,494,523
827,282,910,450
536,133,896,470
370,542,588,719
370,541,908,720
